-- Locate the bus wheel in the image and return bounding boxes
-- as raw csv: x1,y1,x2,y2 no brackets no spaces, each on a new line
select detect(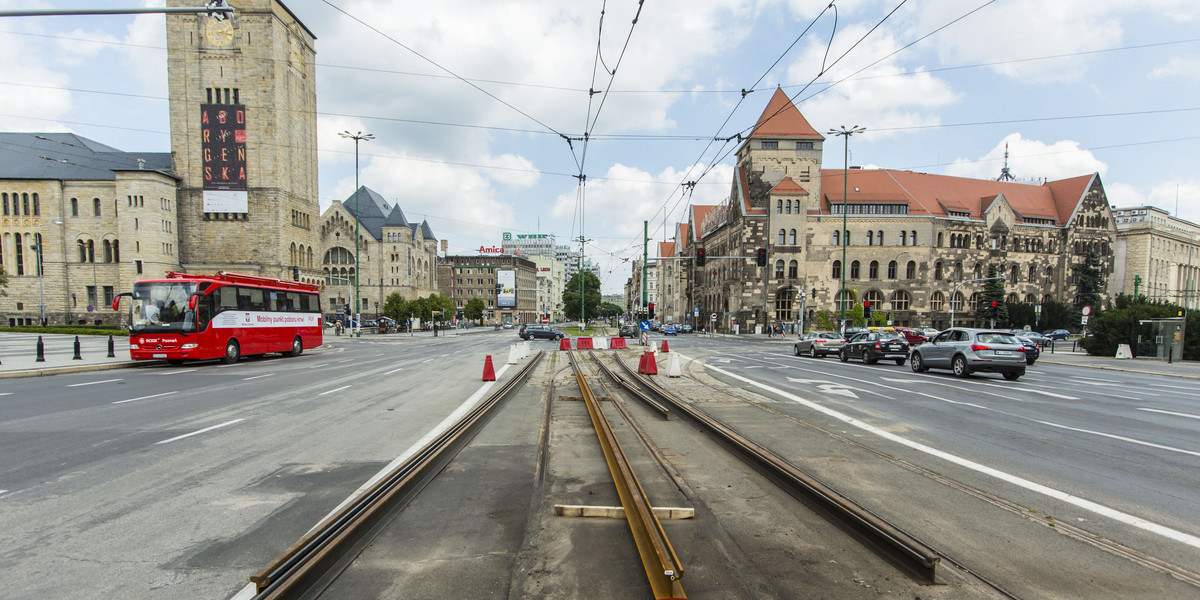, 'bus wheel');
284,336,303,357
222,339,241,364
